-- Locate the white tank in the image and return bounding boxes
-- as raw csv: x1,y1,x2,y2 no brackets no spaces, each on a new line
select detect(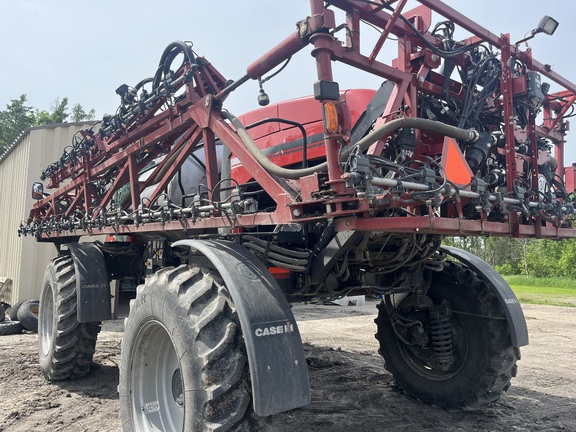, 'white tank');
138,144,223,207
